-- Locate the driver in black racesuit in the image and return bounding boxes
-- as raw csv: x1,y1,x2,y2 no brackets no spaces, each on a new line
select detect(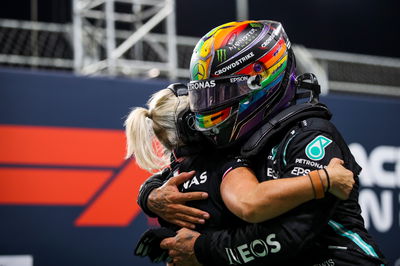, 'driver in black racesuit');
136,20,386,265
